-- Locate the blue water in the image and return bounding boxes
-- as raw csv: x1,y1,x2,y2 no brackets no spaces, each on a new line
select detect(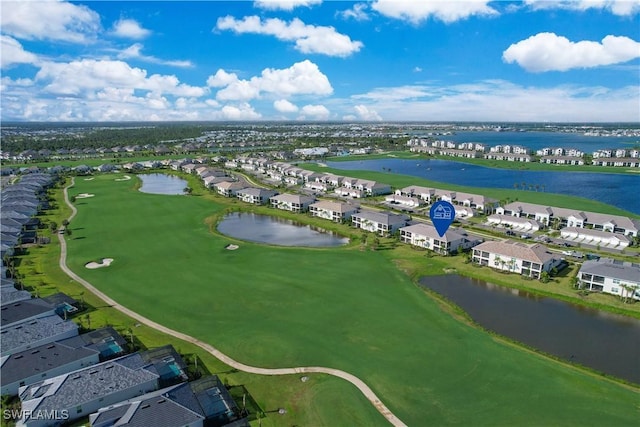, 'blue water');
417,131,639,153
326,159,640,214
